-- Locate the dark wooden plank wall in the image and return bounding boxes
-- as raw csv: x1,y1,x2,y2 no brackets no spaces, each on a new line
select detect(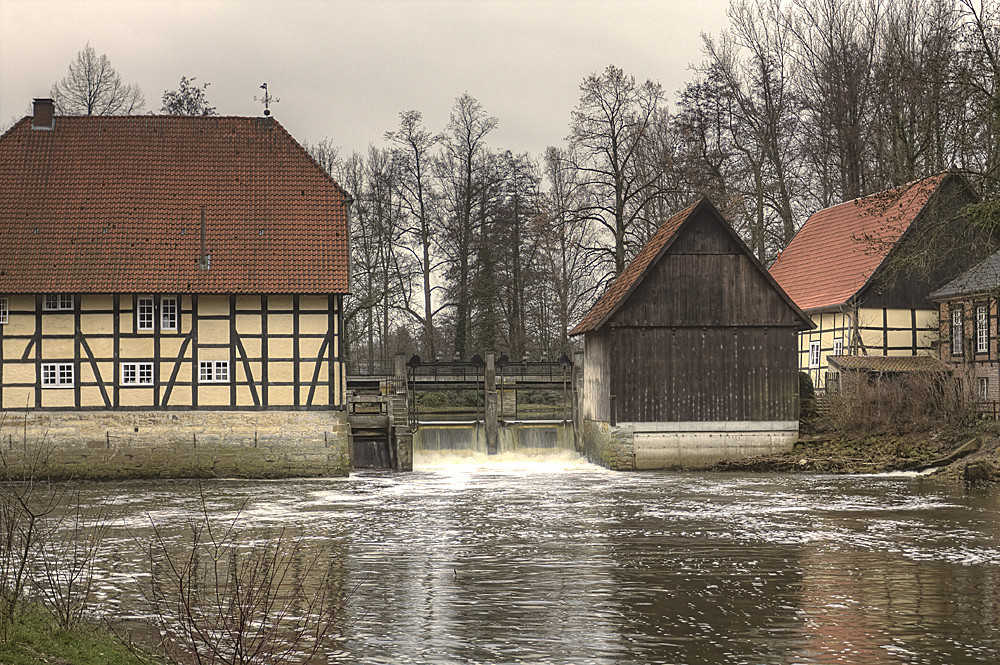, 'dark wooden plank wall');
612,213,801,329
611,327,799,422
597,208,803,424
864,177,981,311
